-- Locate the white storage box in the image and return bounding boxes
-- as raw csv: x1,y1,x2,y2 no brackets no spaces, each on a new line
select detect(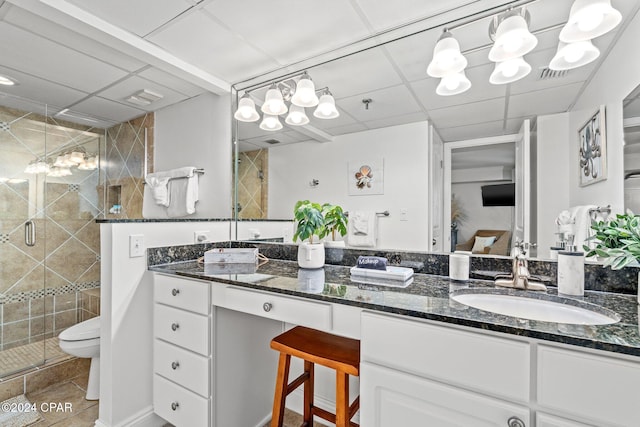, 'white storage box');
350,265,414,281
204,248,258,264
